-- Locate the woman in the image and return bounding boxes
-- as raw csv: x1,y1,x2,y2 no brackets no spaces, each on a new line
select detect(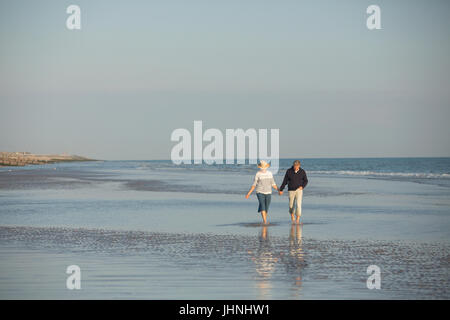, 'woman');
245,160,279,224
